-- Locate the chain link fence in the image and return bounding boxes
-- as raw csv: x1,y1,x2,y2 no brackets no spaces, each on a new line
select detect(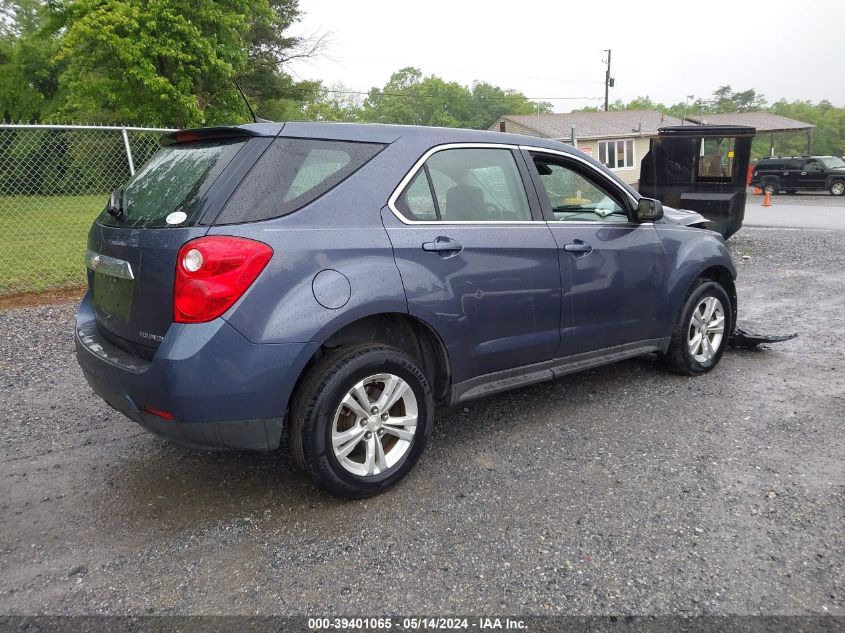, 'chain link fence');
0,124,174,296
